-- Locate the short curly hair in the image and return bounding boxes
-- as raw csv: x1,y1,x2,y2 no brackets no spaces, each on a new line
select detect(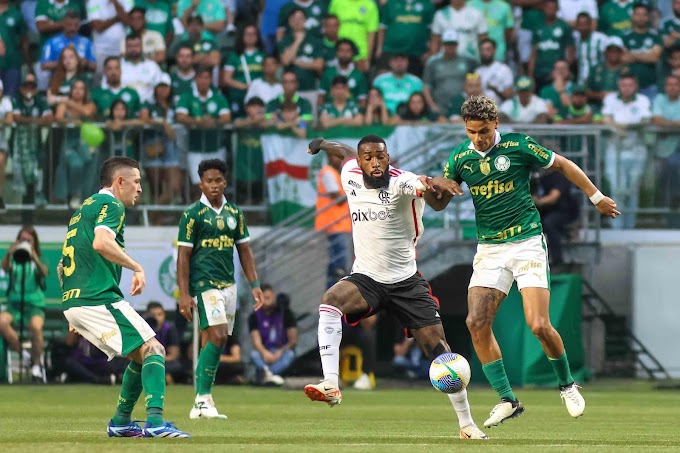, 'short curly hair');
461,95,498,122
